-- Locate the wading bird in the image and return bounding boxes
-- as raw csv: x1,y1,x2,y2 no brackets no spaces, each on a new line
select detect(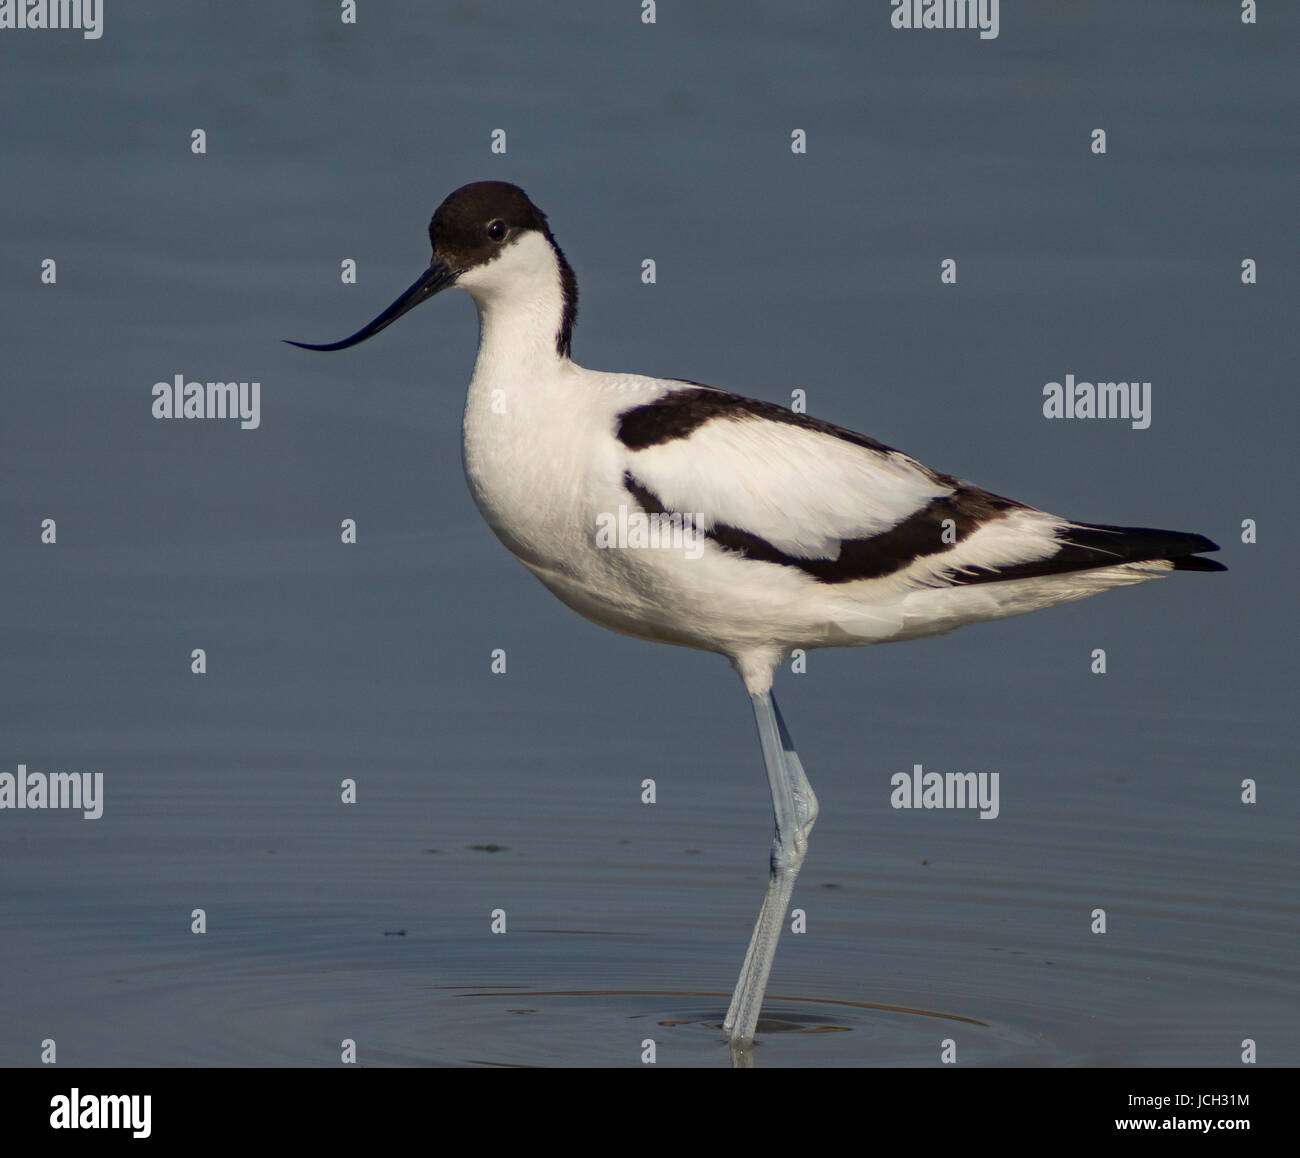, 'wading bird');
290,181,1224,1050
